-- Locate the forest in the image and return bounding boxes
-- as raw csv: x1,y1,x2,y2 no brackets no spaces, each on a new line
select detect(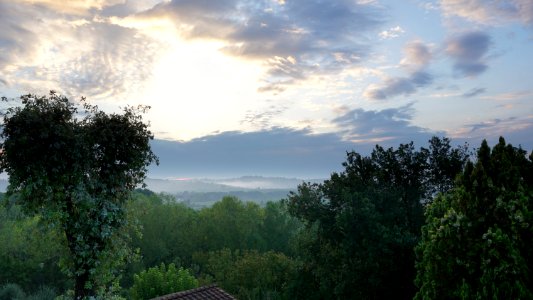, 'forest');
1,136,532,299
1,95,532,299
